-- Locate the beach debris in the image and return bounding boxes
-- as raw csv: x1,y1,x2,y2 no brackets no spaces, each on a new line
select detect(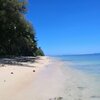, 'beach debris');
4,80,6,82
11,72,14,74
49,97,63,100
33,70,35,72
57,97,63,100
